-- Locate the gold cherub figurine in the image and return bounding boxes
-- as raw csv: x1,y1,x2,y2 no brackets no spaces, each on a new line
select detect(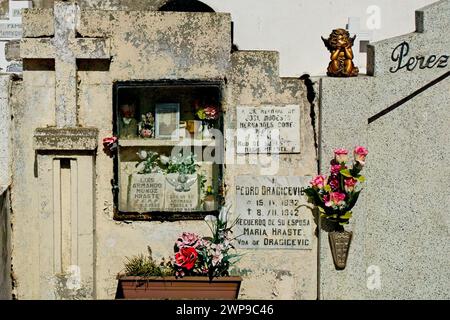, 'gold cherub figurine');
322,29,359,77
